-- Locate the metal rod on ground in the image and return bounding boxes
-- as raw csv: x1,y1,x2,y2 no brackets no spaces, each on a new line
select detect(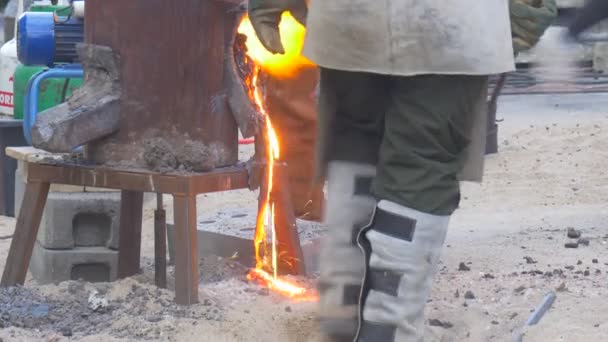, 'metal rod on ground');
513,291,557,342
486,73,507,154
154,193,167,289
525,291,557,325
